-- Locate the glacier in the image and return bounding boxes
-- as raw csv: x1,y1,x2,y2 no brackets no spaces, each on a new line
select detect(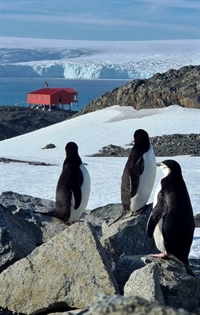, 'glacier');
0,37,199,79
